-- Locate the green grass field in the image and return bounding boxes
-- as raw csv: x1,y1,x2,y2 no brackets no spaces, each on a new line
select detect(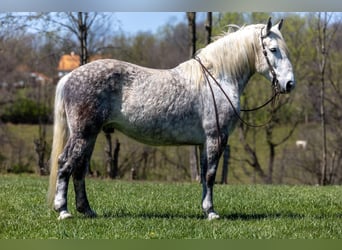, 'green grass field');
0,174,341,239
